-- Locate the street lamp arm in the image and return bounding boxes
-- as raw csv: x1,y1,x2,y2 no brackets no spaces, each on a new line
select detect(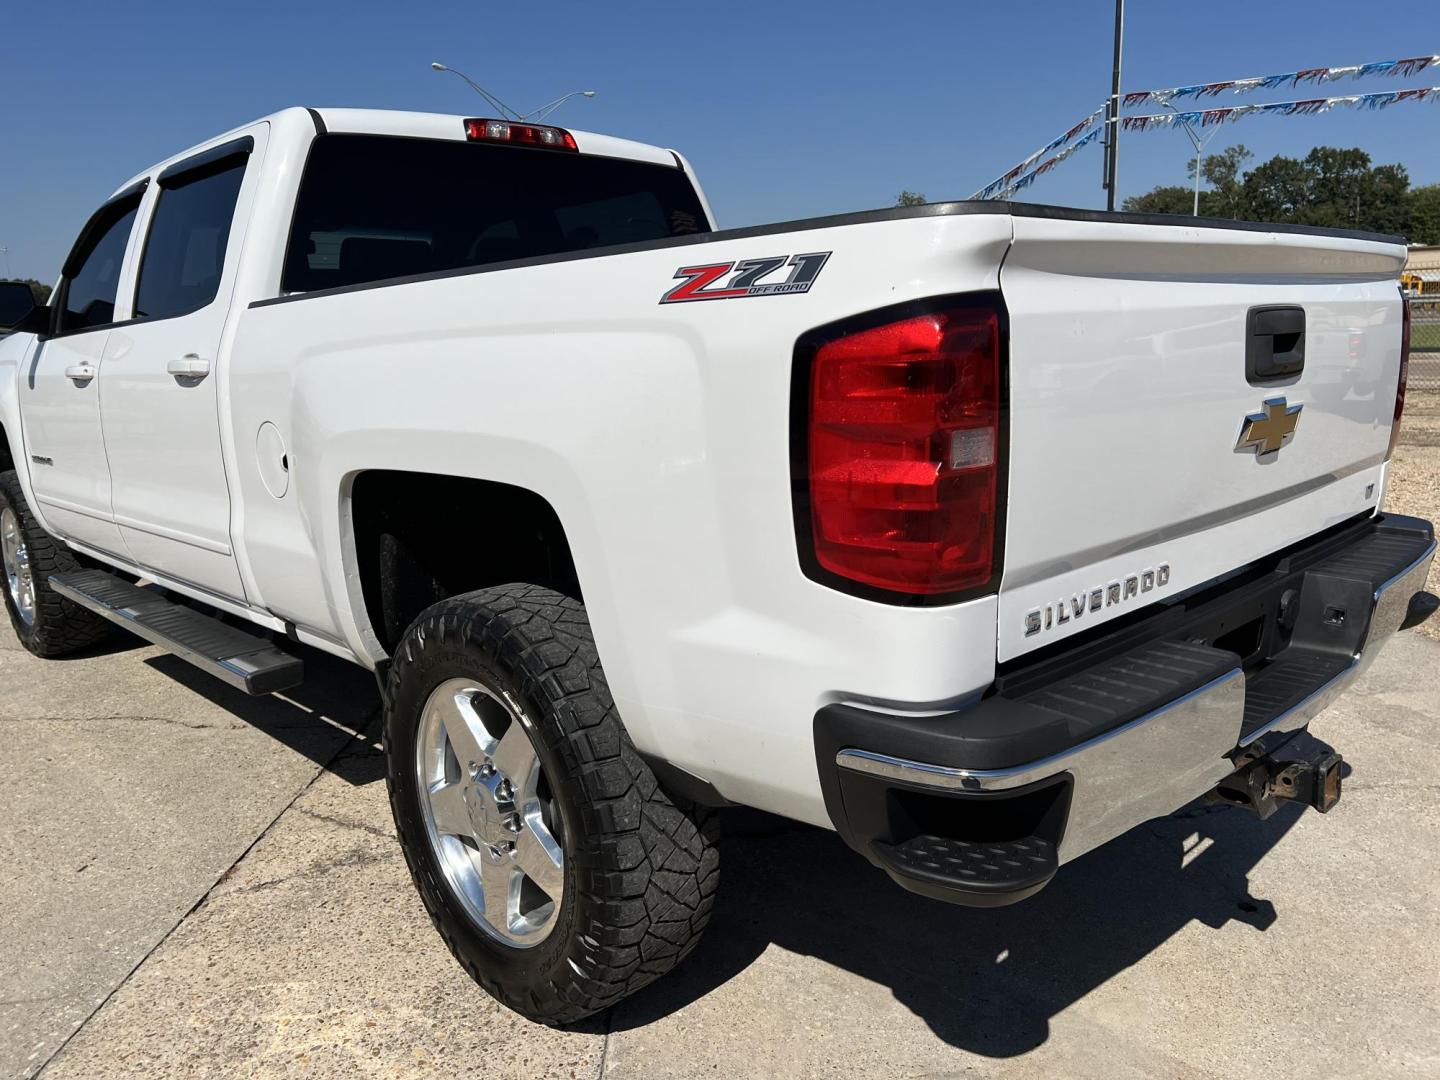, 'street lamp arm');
524,92,596,123
430,62,522,121
522,91,597,123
